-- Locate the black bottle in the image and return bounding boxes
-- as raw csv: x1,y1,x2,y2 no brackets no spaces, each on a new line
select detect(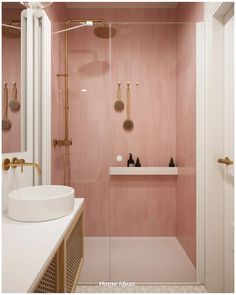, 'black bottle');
135,157,141,167
127,153,135,167
169,157,175,167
